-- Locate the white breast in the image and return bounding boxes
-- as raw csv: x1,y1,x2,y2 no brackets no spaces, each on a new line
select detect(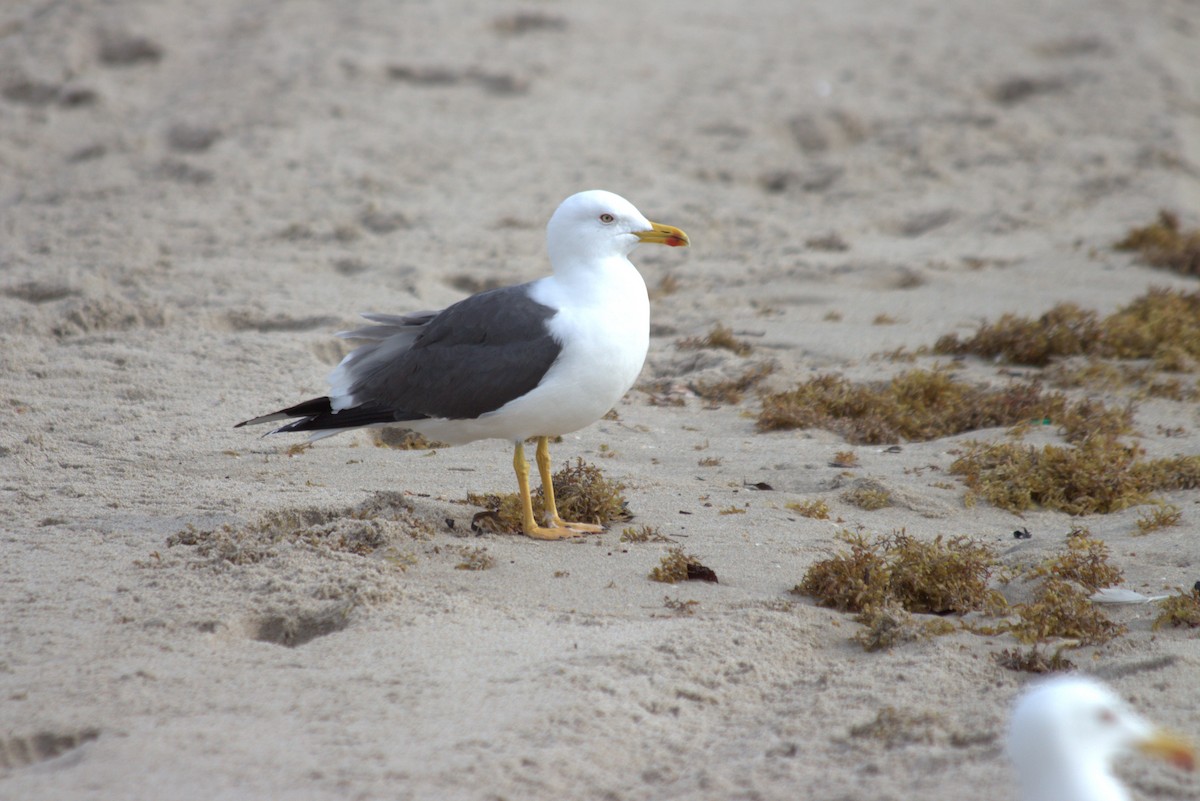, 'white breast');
484,261,649,440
